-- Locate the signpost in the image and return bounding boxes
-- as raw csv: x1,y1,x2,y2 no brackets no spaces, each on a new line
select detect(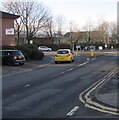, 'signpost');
5,28,14,35
76,45,81,51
